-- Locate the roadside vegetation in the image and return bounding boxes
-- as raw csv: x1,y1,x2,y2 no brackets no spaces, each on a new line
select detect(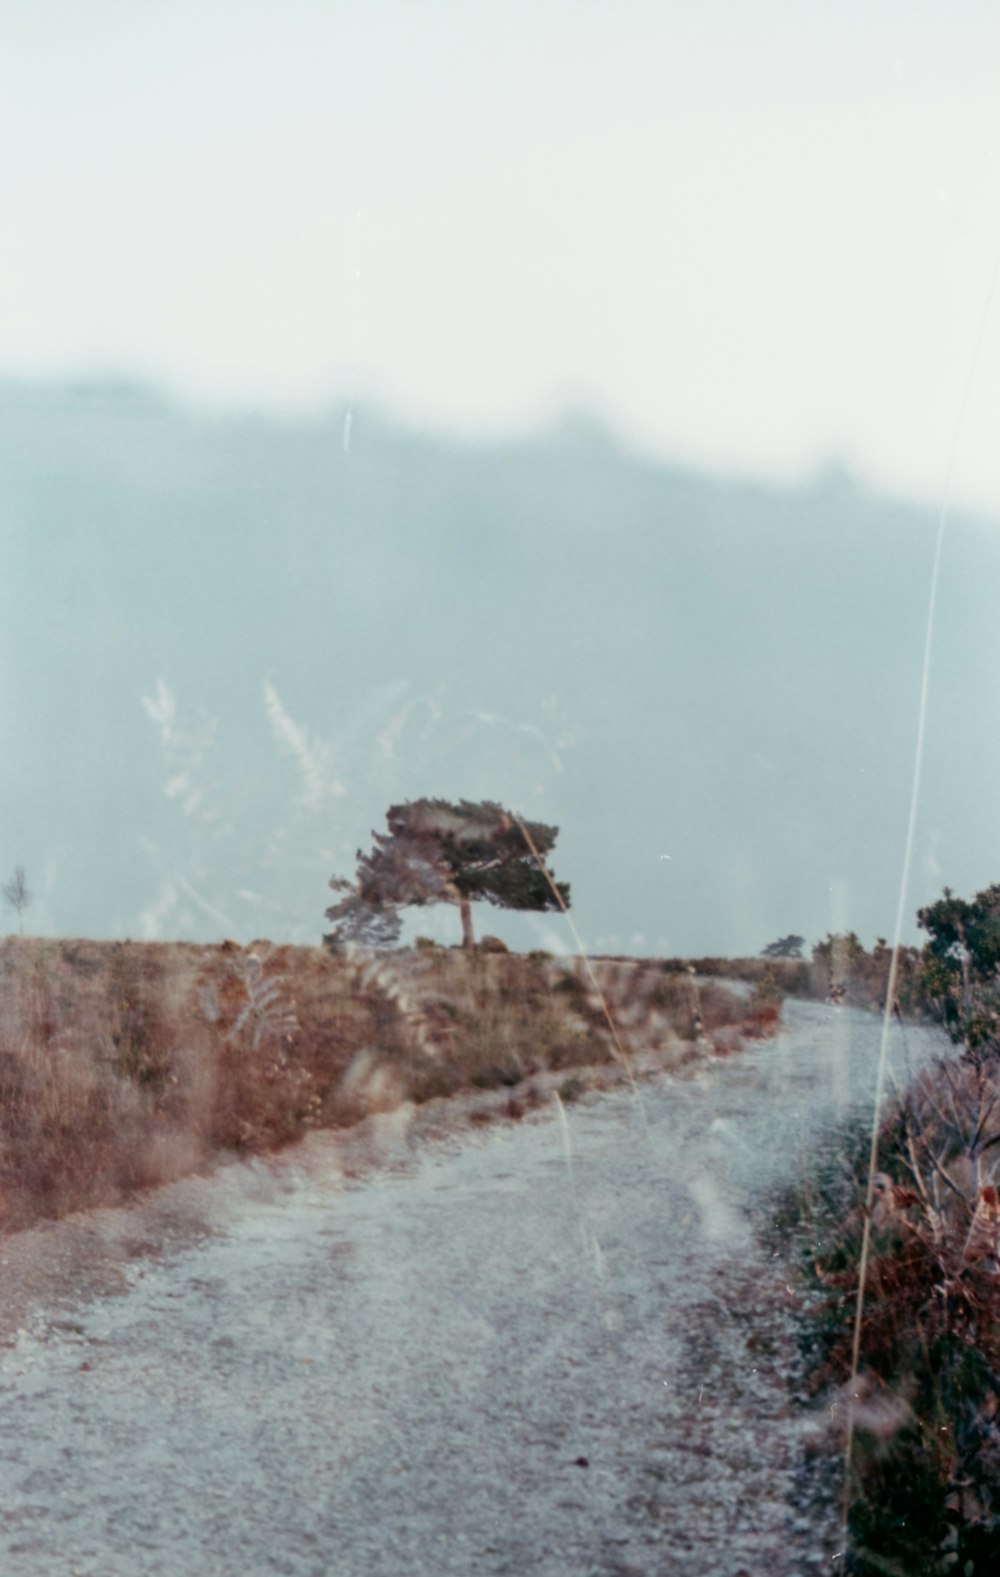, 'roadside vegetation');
0,938,773,1234
681,936,925,1014
784,882,1000,1575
